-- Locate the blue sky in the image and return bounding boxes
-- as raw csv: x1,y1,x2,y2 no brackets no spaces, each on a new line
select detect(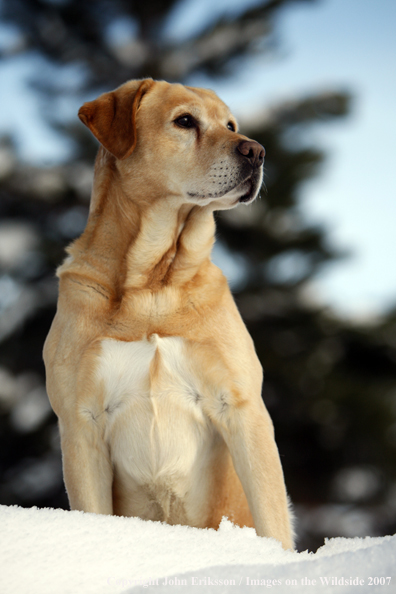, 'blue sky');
0,0,395,320
166,0,396,320
260,0,396,321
